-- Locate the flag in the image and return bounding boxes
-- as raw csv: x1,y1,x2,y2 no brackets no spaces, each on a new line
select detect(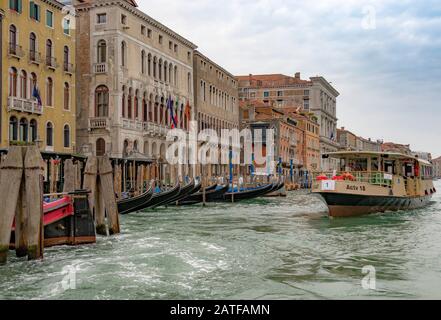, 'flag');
184,100,191,129
167,97,177,129
175,97,180,127
32,85,42,107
